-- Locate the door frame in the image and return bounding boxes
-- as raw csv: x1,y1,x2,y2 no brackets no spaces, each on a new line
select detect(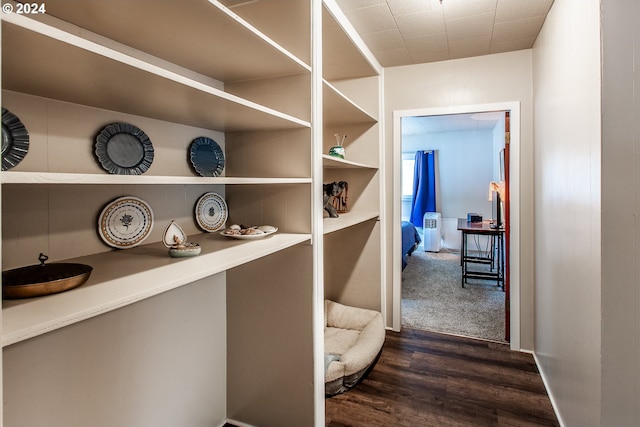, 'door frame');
392,101,521,351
